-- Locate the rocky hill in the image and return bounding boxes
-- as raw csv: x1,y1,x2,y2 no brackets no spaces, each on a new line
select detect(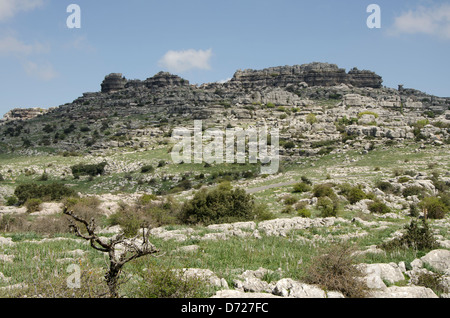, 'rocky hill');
0,62,449,156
